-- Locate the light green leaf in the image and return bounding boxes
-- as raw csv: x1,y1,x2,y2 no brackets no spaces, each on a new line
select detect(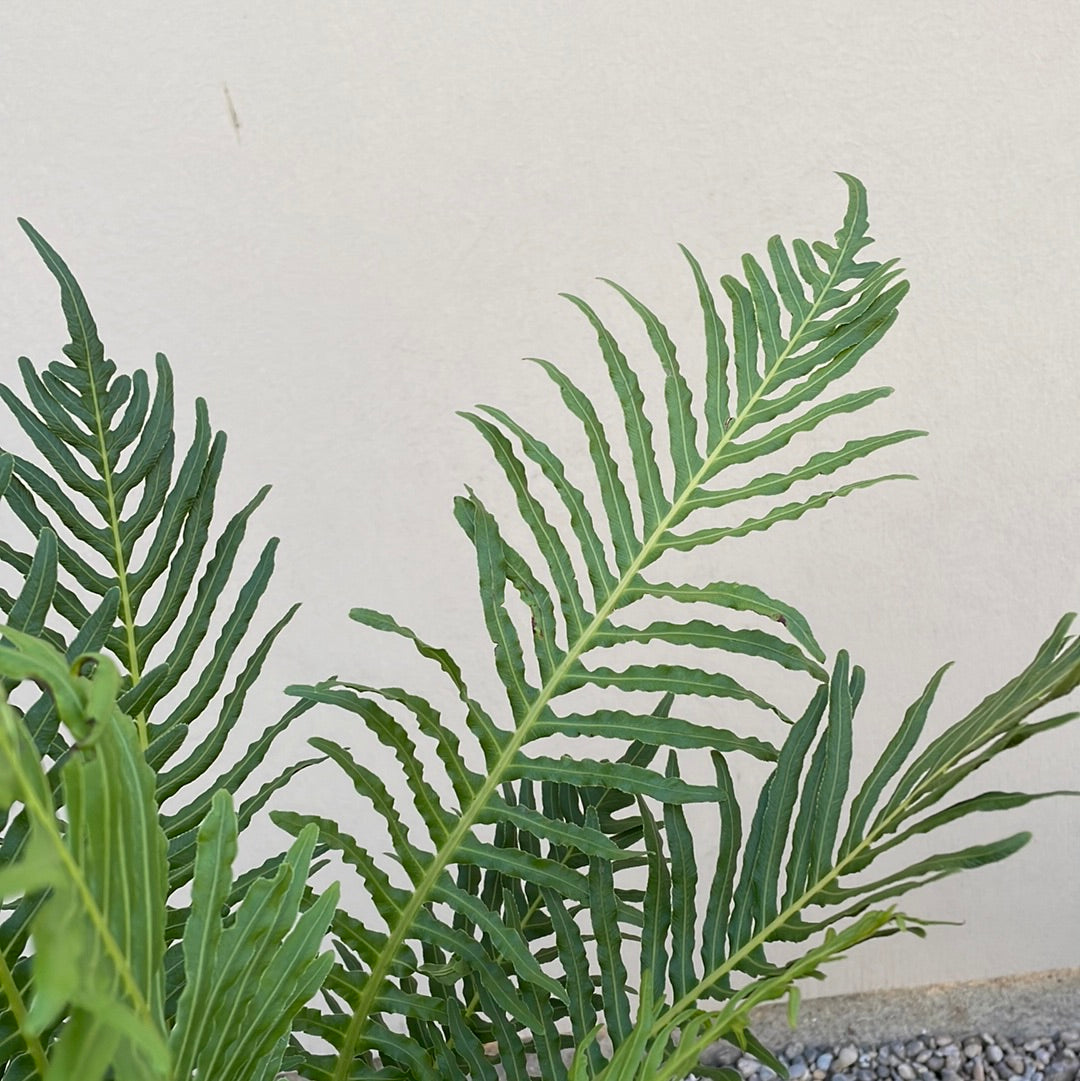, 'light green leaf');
601,278,703,492
562,293,668,535
533,707,777,761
